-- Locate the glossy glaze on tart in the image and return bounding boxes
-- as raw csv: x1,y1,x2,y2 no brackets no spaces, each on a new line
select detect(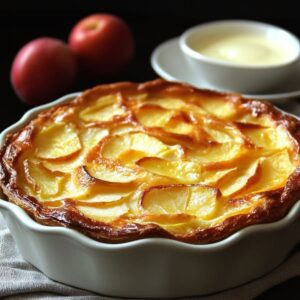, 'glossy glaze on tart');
1,79,300,244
